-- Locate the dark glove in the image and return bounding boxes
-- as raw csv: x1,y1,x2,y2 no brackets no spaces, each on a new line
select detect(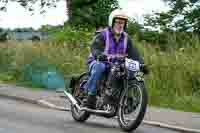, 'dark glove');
141,65,149,75
97,54,107,61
